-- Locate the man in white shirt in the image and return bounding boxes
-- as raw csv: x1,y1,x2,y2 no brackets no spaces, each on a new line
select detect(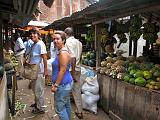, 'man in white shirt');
50,41,58,59
64,27,83,119
14,32,25,80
